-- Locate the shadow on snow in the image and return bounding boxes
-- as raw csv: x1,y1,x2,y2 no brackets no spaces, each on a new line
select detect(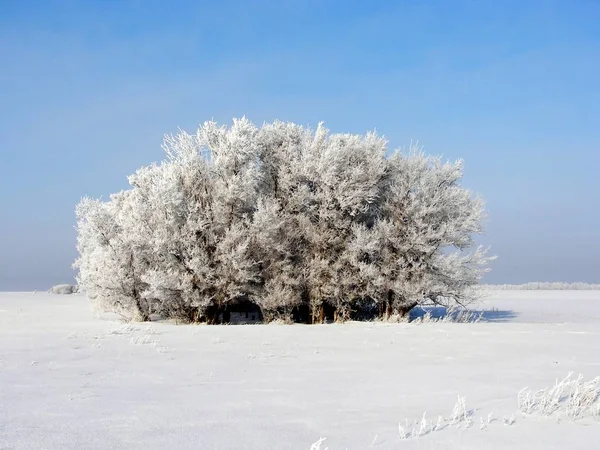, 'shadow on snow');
410,306,519,323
